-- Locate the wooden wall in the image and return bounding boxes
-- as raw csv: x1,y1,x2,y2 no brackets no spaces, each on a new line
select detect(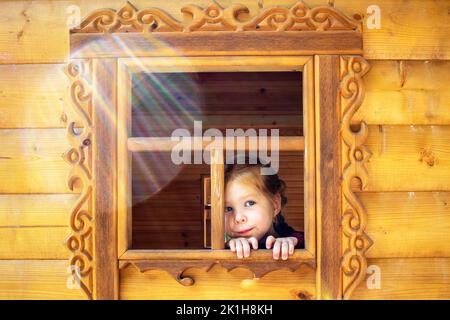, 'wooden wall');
351,60,450,299
0,0,448,299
